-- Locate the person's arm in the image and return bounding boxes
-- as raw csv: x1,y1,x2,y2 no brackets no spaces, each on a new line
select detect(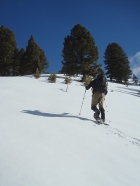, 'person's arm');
86,81,93,90
104,81,108,95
